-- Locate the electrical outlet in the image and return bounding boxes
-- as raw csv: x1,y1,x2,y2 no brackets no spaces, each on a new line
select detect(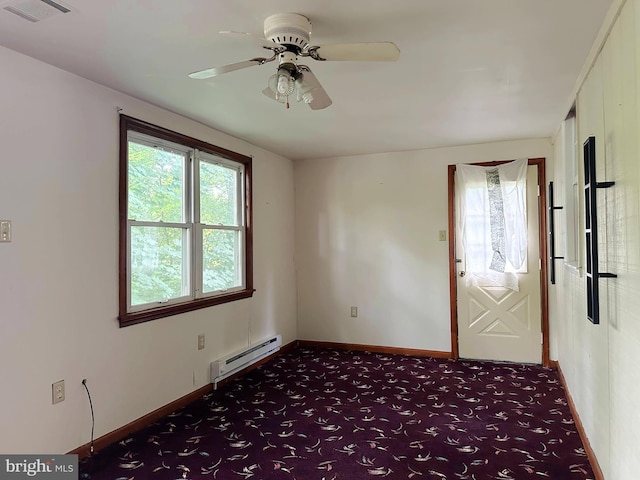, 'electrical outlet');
198,334,205,350
52,380,65,404
350,306,358,318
